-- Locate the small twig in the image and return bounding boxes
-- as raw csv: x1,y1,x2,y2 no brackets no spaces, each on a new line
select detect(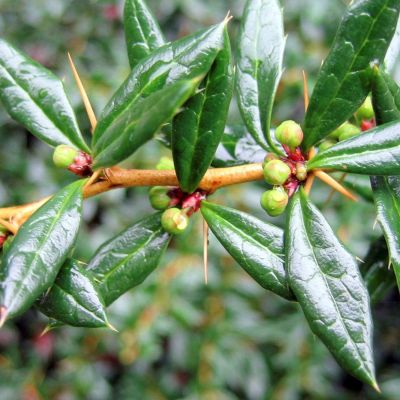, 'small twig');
67,52,97,131
203,219,209,285
314,170,357,202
